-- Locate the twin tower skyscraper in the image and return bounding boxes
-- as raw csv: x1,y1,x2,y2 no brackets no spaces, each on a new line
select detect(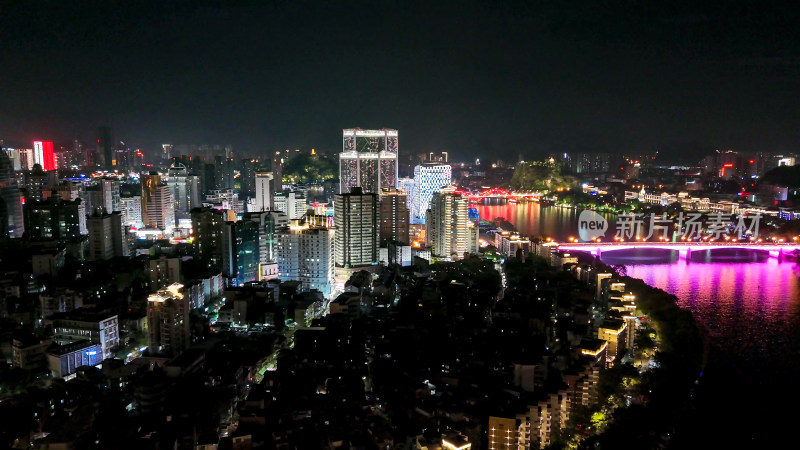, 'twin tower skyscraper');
338,128,398,194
